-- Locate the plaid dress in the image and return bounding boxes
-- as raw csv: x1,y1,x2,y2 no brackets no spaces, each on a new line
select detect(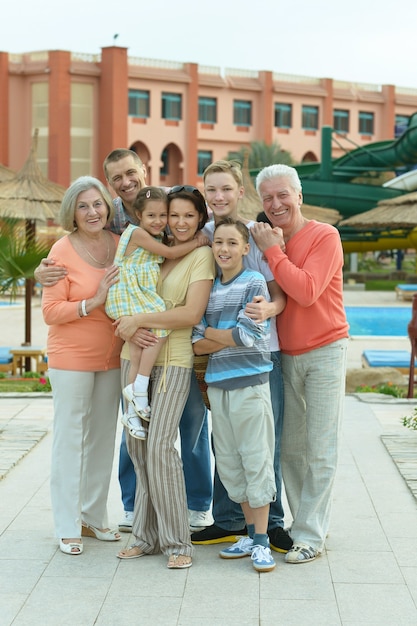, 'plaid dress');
105,224,169,338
